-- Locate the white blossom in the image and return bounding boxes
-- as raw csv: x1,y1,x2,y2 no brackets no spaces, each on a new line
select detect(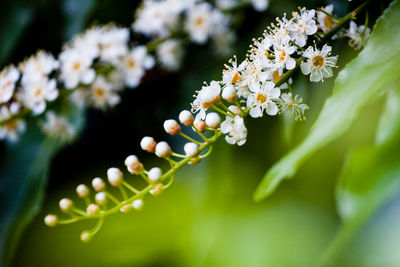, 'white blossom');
300,44,337,82
89,76,120,109
247,81,280,117
120,46,155,88
251,0,269,12
288,8,317,47
317,5,335,33
19,51,59,85
0,66,19,104
220,115,247,146
156,39,183,71
343,21,371,50
277,92,309,120
191,81,221,120
99,27,129,63
40,111,76,141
